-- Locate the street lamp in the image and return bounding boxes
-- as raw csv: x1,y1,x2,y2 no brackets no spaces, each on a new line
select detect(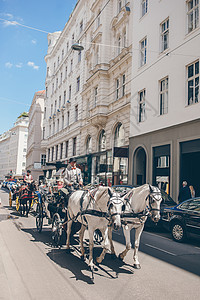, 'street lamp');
71,41,84,51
